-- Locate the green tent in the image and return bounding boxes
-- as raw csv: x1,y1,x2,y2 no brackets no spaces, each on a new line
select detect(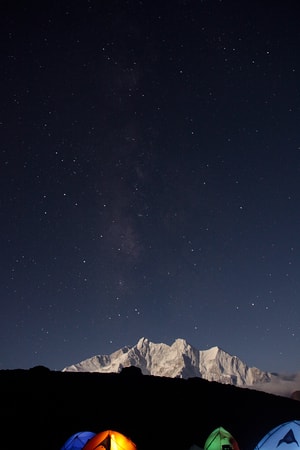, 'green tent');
204,427,240,450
